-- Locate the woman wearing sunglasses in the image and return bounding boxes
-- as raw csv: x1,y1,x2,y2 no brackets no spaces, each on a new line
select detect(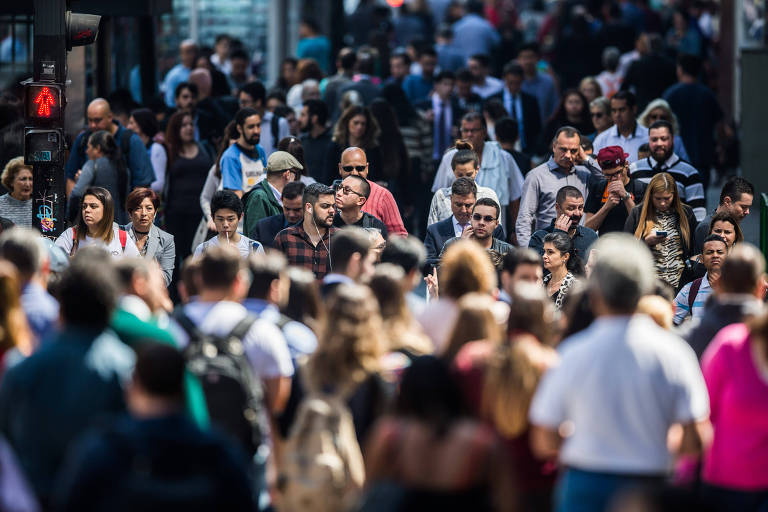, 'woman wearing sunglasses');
589,97,613,137
638,99,690,162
